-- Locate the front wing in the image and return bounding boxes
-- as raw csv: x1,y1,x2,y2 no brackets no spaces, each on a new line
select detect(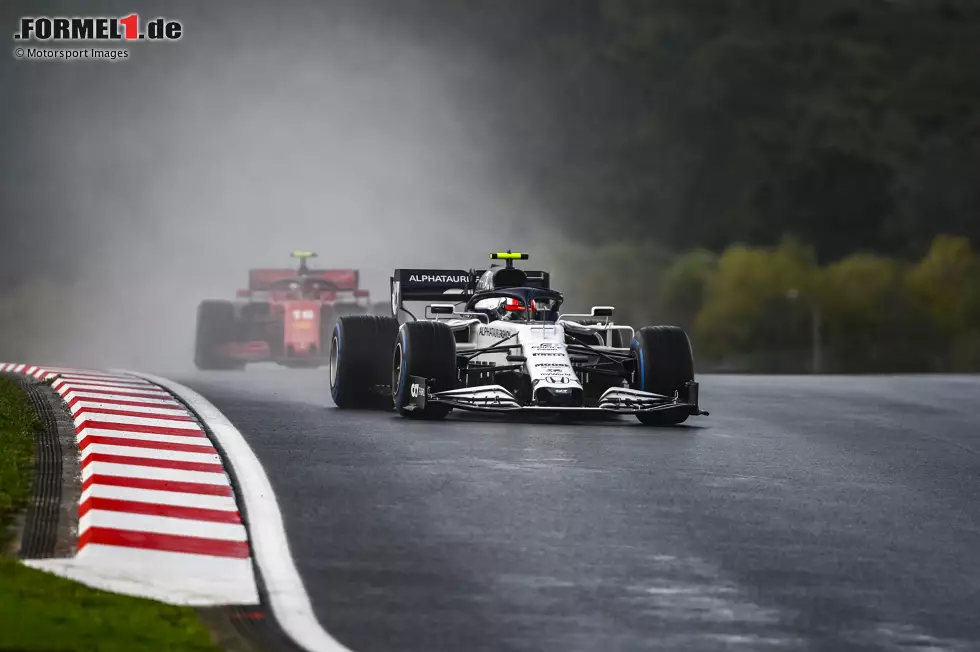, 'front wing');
403,376,709,418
